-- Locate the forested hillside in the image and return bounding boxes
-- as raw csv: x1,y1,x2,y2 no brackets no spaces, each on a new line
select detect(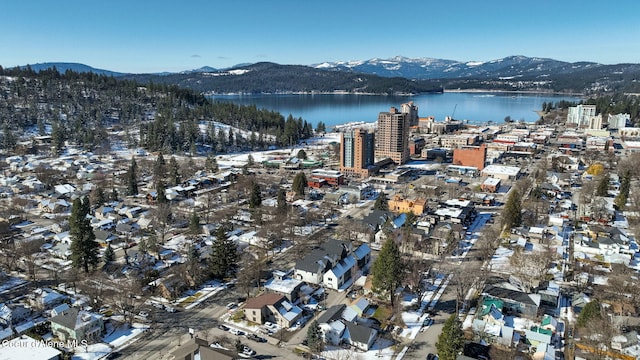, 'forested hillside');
0,66,314,155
